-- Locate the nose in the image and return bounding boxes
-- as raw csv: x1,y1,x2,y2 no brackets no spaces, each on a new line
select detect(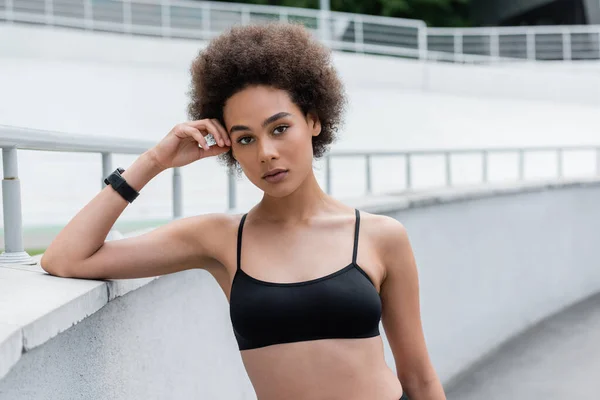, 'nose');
257,136,279,163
